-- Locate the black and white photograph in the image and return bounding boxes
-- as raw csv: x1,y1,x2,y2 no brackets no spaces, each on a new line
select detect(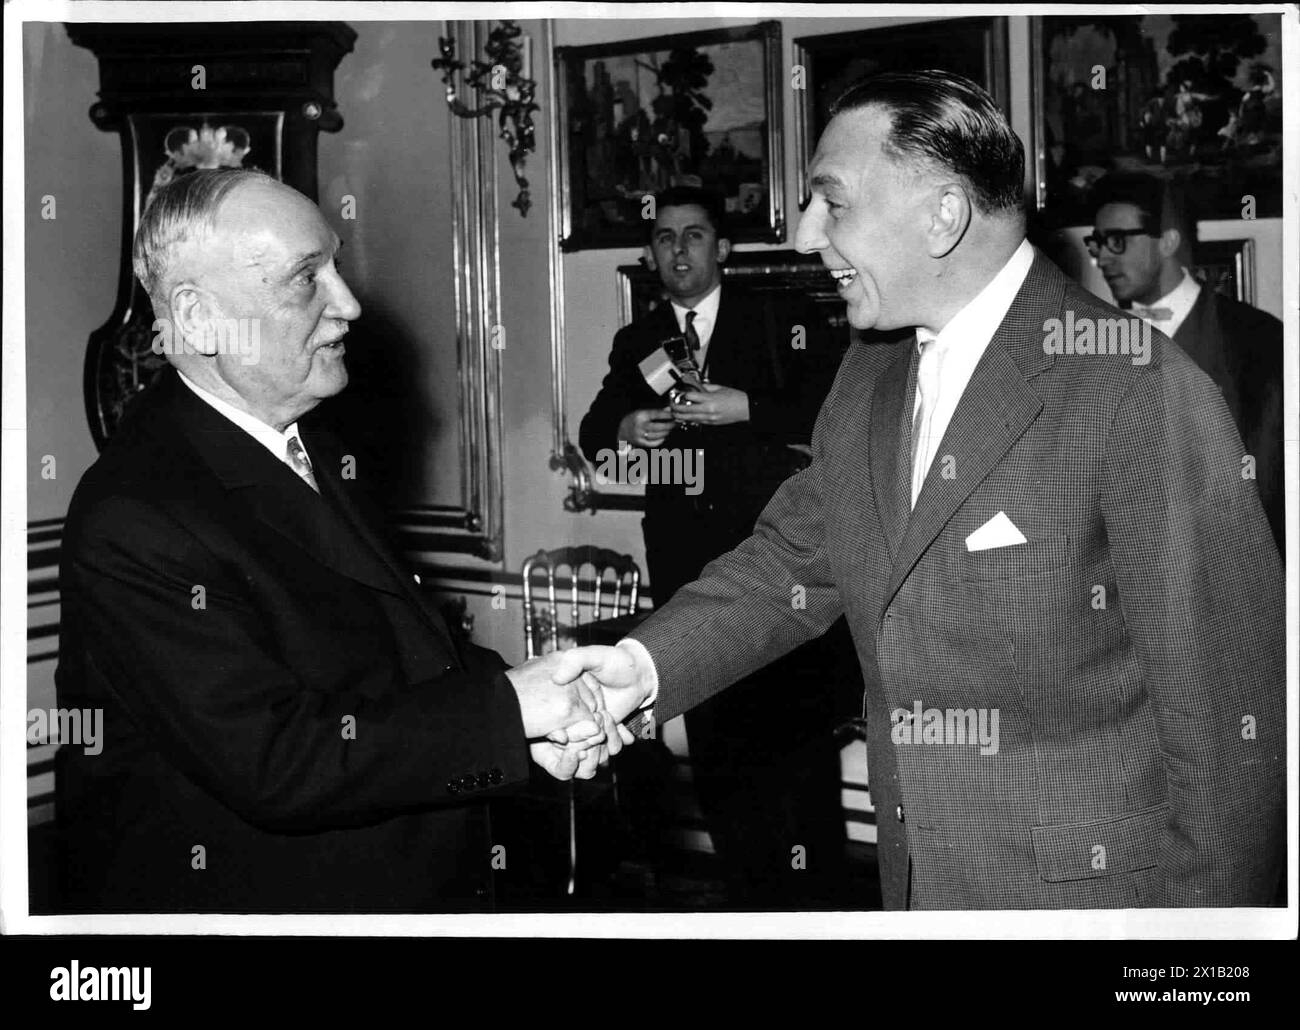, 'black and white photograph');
2,0,1296,1009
